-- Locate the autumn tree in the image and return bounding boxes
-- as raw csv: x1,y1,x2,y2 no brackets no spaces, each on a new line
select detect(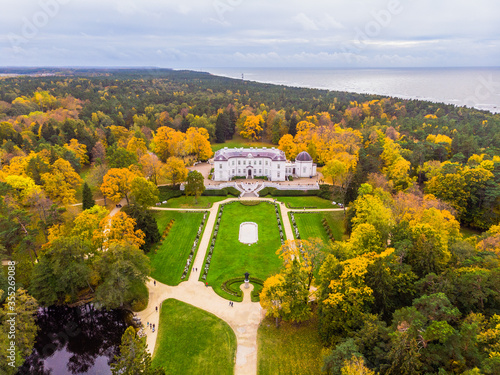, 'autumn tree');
122,205,161,251
239,114,264,141
186,127,213,160
261,256,312,327
184,170,205,203
140,153,163,185
126,136,148,159
153,126,187,161
162,157,188,187
277,239,325,291
0,288,38,375
70,205,109,248
340,356,376,375
111,326,165,375
93,241,151,309
29,236,93,305
278,134,298,160
96,211,146,250
41,158,83,205
129,177,159,208
64,138,89,165
100,168,137,204
322,159,356,212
